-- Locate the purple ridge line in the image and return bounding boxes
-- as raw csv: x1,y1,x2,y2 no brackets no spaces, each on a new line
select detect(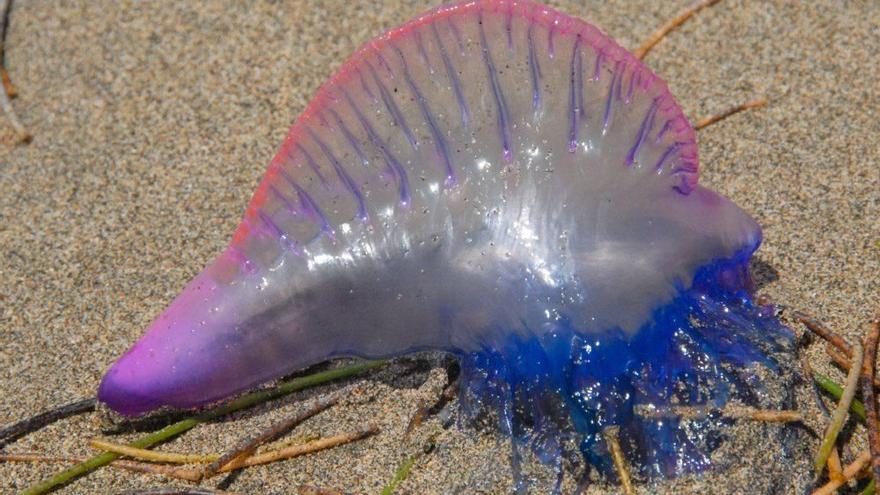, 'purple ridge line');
291,180,332,233
623,67,639,104
328,108,369,166
305,127,369,221
615,62,625,102
576,37,585,120
269,183,299,216
392,44,456,185
656,118,673,143
365,59,418,151
548,21,556,58
527,24,541,112
431,21,470,127
342,88,411,205
377,52,395,79
414,29,434,73
603,61,622,132
625,98,659,166
593,49,604,81
275,167,331,233
478,13,512,163
567,36,580,153
294,144,329,186
355,67,376,103
256,209,294,250
654,141,684,173
447,17,465,55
